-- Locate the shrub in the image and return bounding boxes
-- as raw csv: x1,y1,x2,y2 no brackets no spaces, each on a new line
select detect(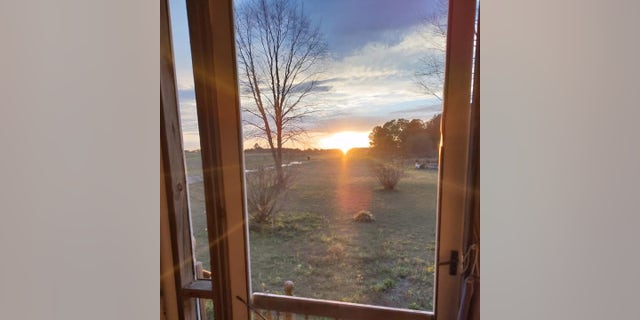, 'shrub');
372,160,405,190
246,166,293,226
